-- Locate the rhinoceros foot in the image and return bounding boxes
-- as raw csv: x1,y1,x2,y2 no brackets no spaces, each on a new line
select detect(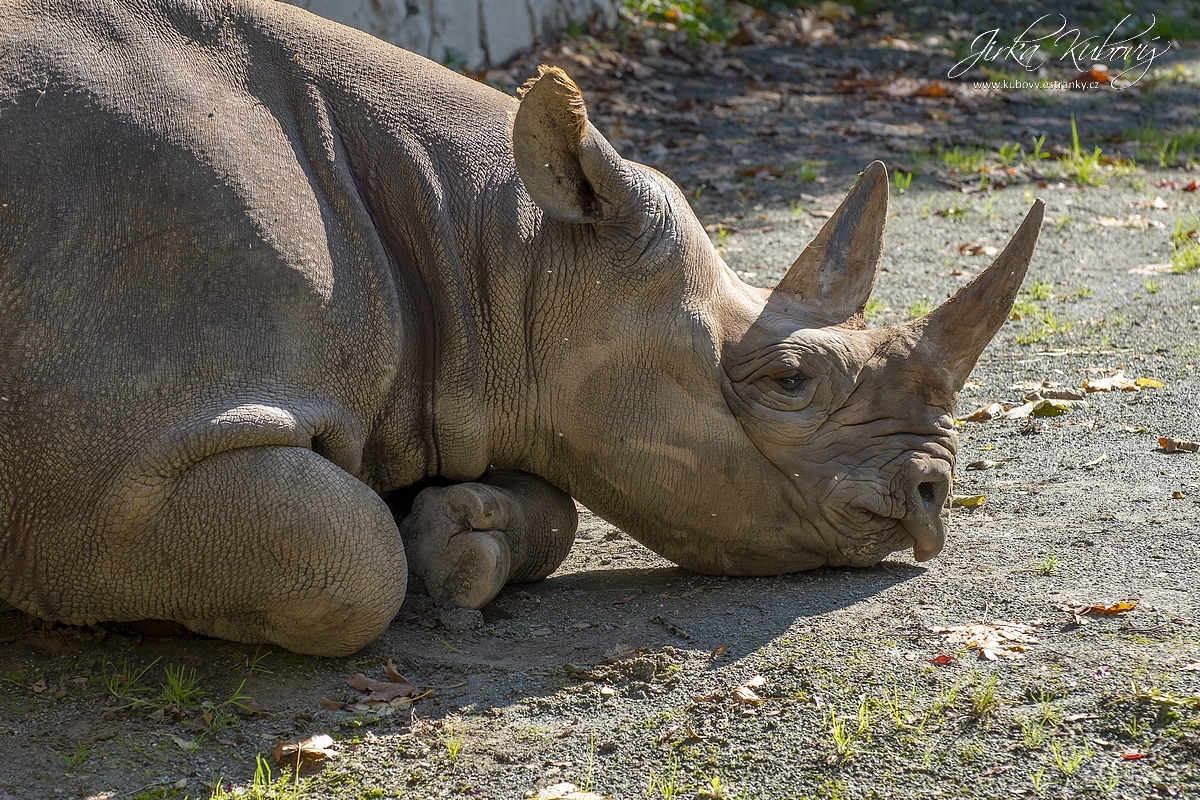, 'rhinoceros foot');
401,471,578,609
